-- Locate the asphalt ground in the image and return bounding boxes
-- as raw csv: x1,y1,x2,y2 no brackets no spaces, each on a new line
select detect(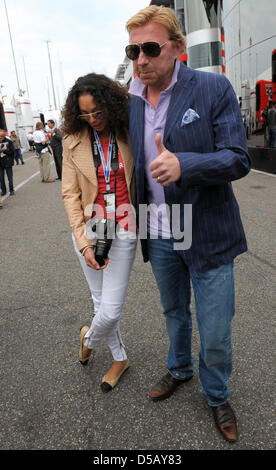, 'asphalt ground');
0,151,275,452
